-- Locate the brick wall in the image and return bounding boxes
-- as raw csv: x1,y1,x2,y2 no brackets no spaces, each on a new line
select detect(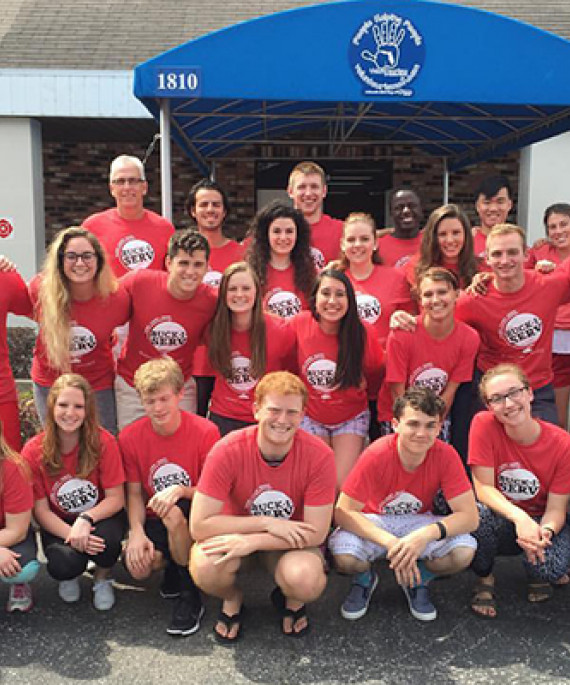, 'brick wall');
42,139,519,246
